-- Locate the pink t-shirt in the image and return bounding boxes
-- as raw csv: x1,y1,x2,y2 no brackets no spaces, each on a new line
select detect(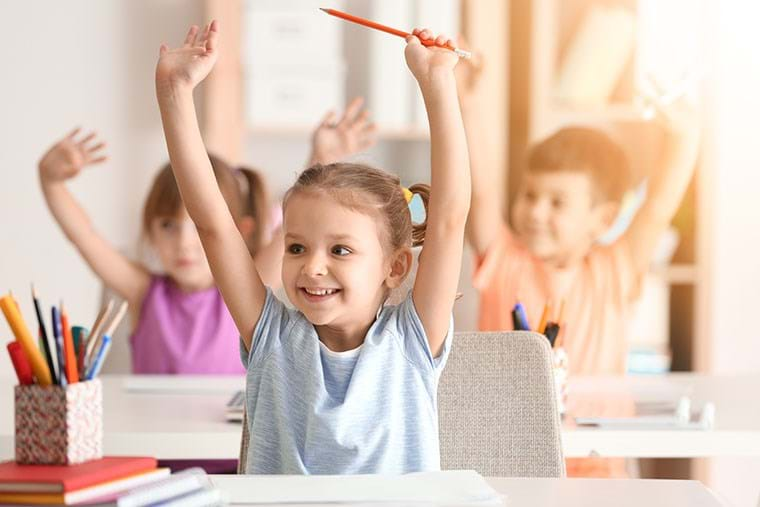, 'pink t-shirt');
473,225,642,376
129,276,245,374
